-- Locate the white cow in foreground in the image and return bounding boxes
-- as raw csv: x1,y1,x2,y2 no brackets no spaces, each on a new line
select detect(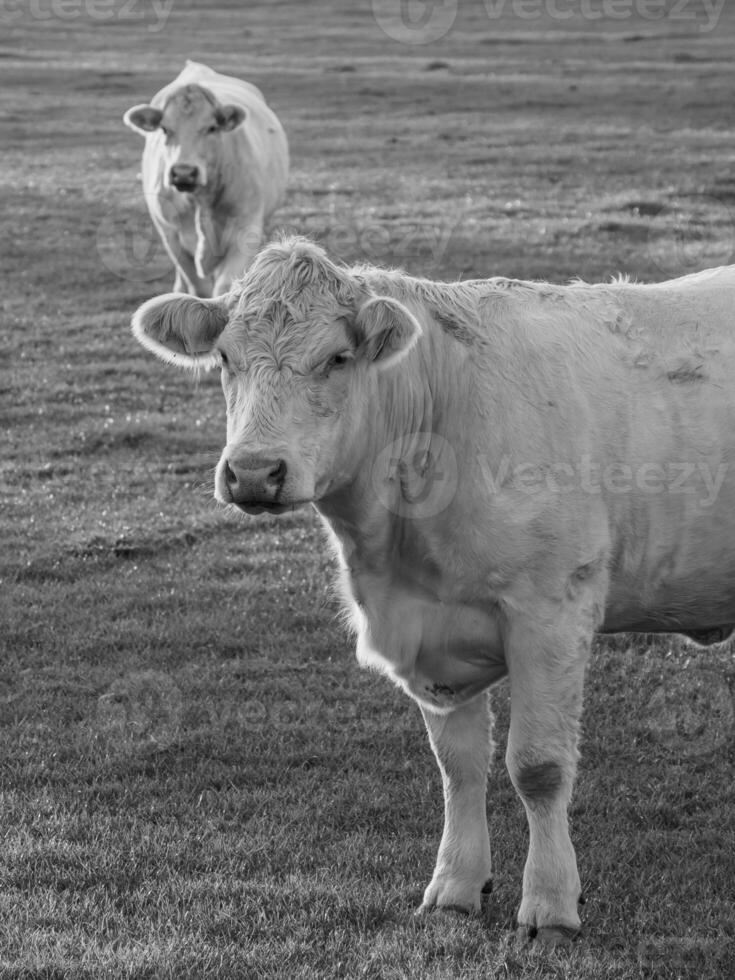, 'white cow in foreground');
132,237,735,945
124,61,288,297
